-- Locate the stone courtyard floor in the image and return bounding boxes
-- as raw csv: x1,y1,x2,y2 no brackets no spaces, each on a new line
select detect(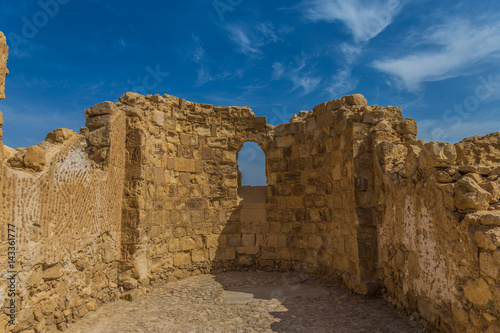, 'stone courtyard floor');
65,271,423,333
